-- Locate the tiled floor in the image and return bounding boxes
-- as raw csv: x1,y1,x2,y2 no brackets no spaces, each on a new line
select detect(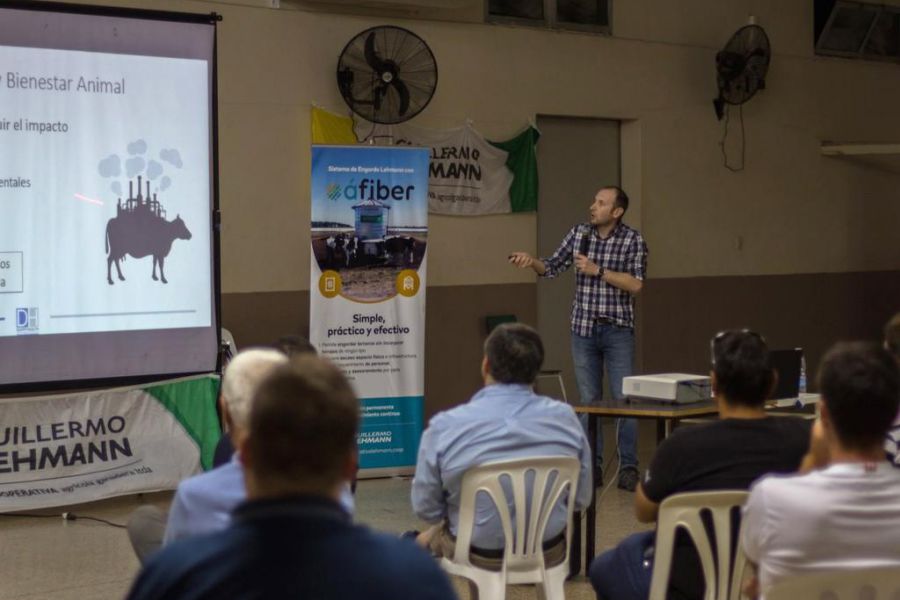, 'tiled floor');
0,422,657,600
